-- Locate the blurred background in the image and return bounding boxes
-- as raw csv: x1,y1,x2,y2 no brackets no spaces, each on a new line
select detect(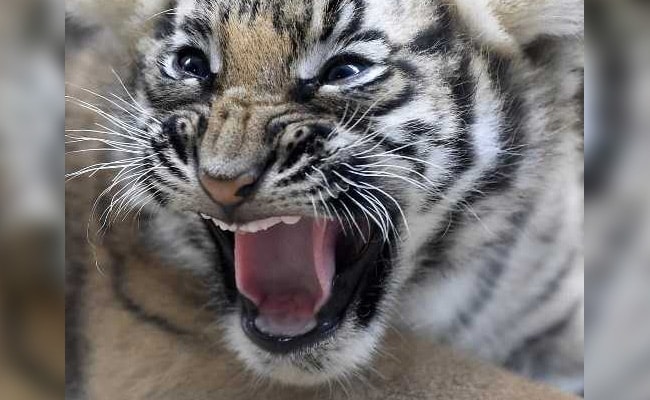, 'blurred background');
0,0,64,399
0,0,648,398
585,1,650,399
